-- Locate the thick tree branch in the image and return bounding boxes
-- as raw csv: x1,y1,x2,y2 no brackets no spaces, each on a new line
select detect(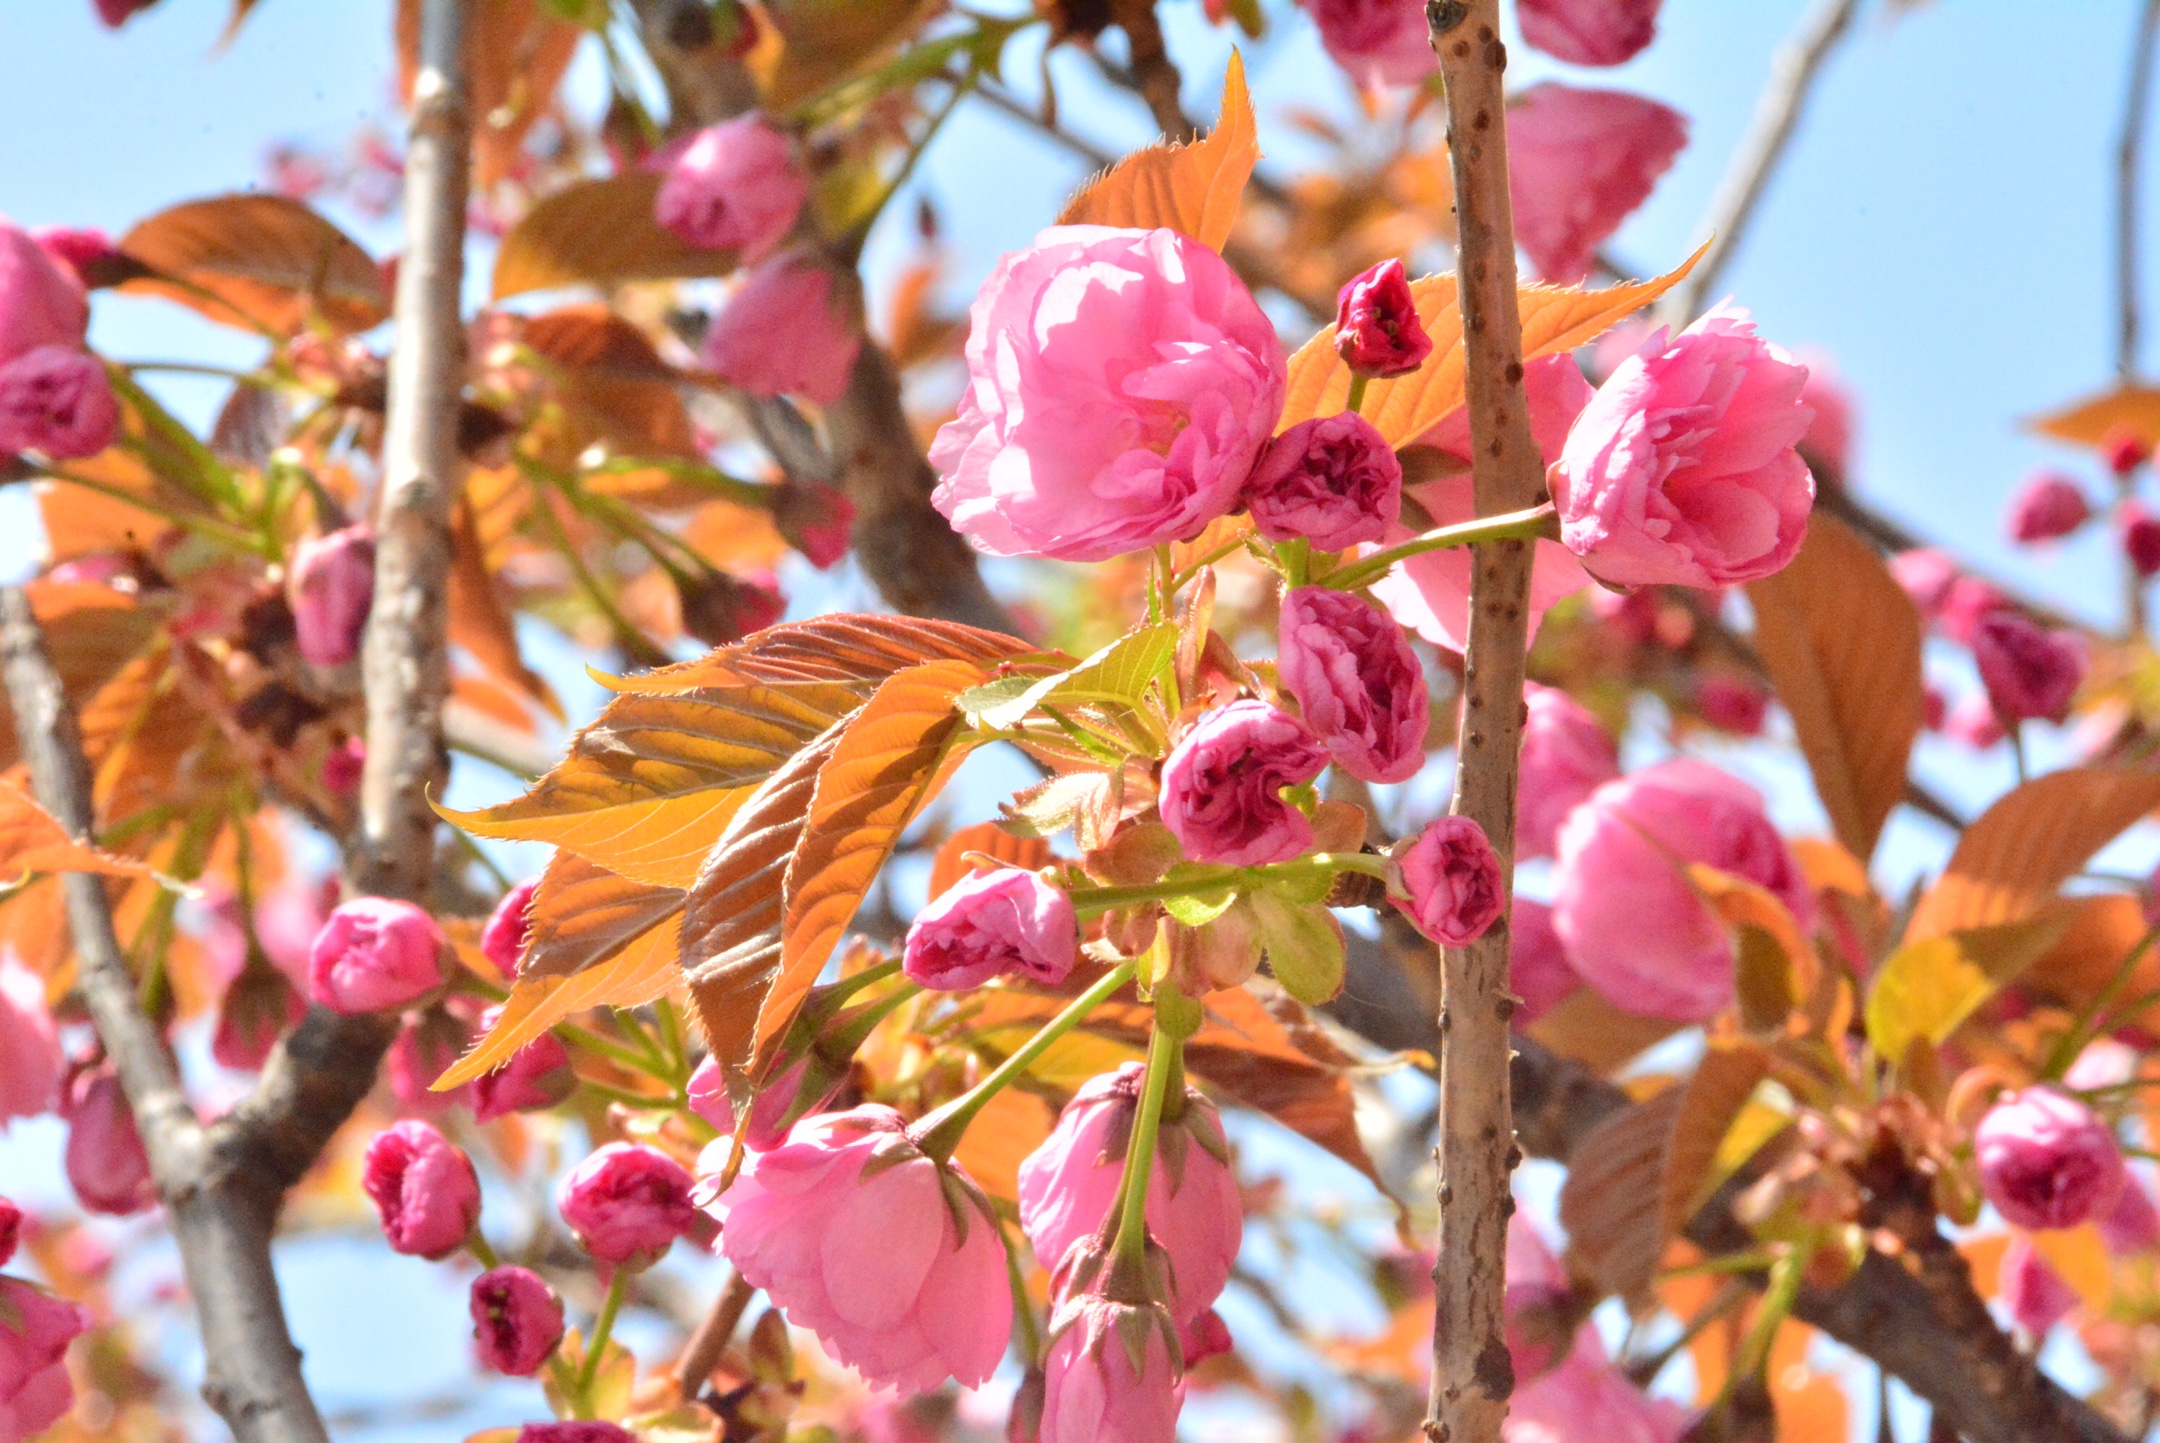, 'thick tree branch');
2121,0,2160,381
1655,0,1860,326
0,590,330,1443
1423,3,1546,1438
